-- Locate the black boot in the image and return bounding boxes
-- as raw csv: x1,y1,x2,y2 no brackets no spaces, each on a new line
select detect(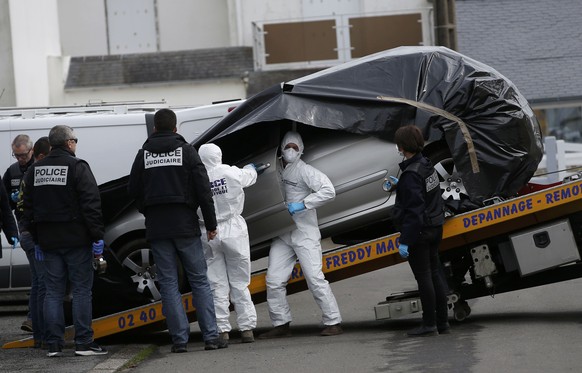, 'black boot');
437,323,451,334
407,325,438,337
